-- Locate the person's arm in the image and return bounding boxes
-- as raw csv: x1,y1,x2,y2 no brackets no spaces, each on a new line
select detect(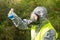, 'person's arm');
22,19,32,25
43,29,56,40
